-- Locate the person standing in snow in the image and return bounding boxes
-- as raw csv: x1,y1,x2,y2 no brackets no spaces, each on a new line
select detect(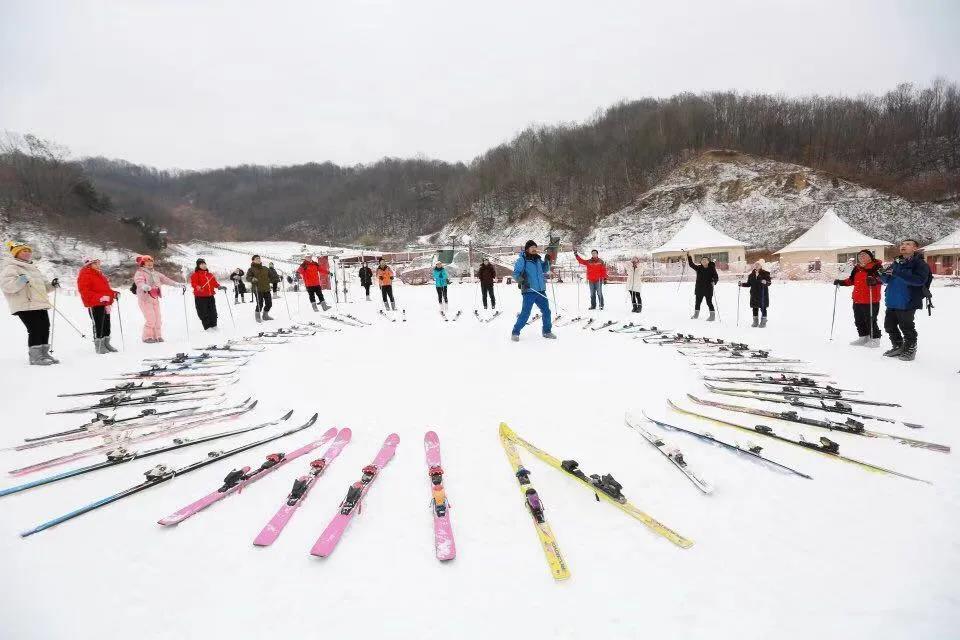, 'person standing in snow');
377,258,396,310
687,252,719,321
878,239,930,361
433,261,450,311
833,249,883,346
230,268,247,303
190,259,225,330
477,257,497,310
511,240,555,341
625,257,643,313
267,262,281,297
358,262,374,300
1,241,60,365
740,260,771,327
246,255,274,322
297,256,330,312
575,249,608,310
133,255,185,343
77,256,119,353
